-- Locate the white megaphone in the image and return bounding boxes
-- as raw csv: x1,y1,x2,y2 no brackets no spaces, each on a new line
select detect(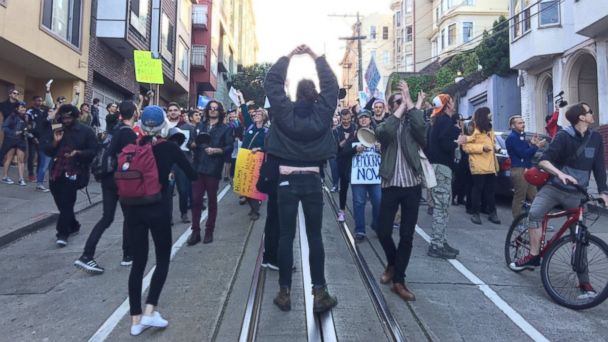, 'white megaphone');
357,127,376,148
